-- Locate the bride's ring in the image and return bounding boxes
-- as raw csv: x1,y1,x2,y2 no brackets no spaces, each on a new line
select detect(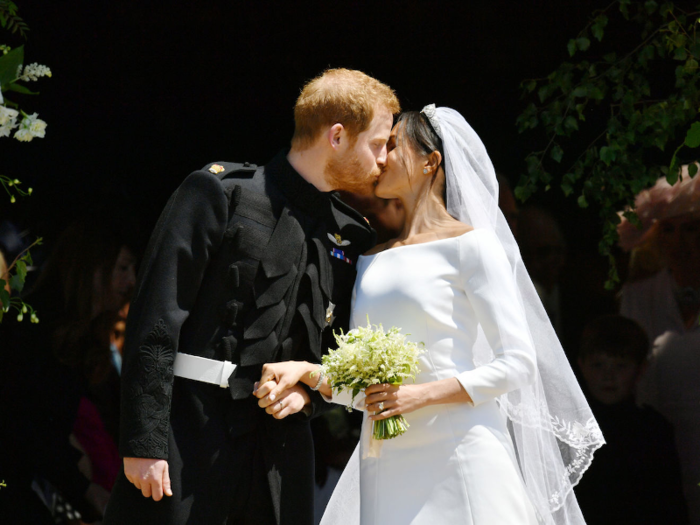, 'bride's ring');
378,402,385,411
278,400,284,409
